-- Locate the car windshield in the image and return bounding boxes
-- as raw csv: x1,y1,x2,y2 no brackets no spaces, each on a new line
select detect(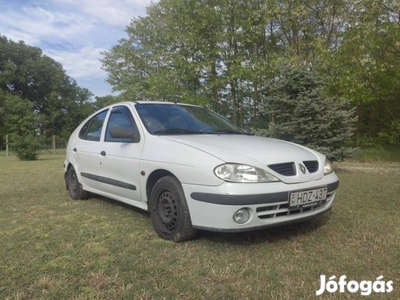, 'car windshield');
135,103,246,135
